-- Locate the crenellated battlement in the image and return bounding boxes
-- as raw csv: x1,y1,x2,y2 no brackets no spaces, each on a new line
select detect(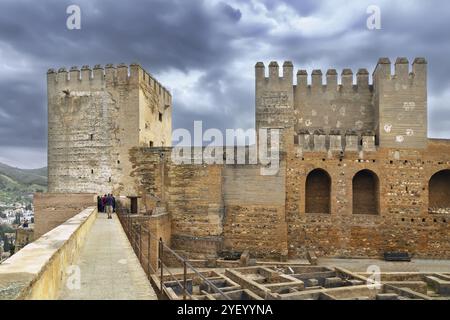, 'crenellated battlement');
373,57,427,87
47,63,171,101
256,57,426,92
256,57,428,150
255,61,293,88
294,67,371,92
